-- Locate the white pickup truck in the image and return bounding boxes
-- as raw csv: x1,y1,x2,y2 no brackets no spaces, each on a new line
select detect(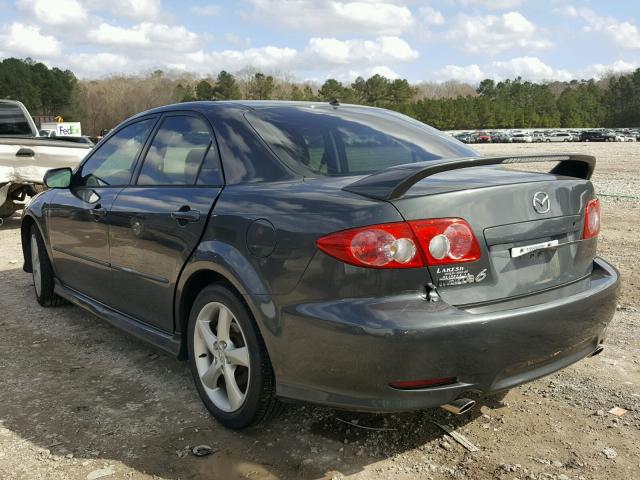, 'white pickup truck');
0,100,92,219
